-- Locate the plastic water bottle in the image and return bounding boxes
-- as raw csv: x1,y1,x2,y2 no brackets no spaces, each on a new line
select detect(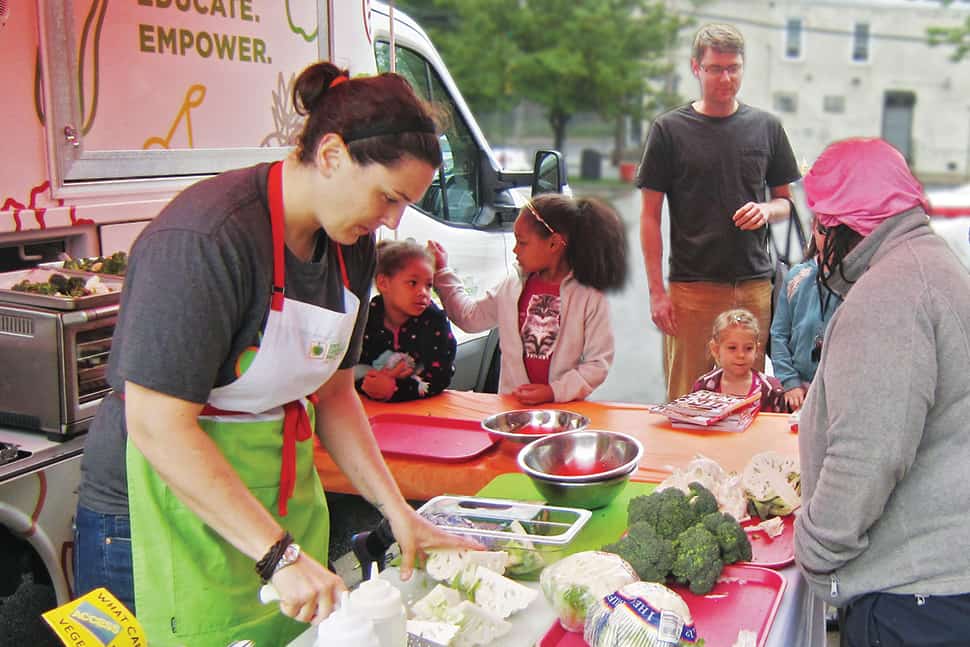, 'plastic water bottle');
315,591,380,647
348,562,407,647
